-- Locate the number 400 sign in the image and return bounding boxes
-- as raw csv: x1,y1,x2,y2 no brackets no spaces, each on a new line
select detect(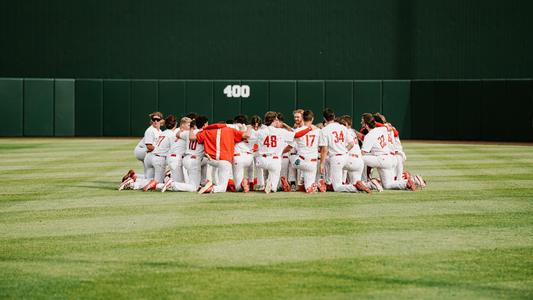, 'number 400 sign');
223,85,250,98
